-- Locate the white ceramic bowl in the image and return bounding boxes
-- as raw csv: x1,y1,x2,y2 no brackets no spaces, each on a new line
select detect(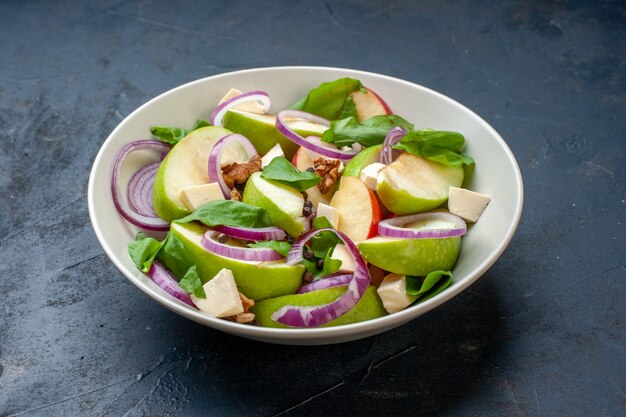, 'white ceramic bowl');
88,67,523,345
